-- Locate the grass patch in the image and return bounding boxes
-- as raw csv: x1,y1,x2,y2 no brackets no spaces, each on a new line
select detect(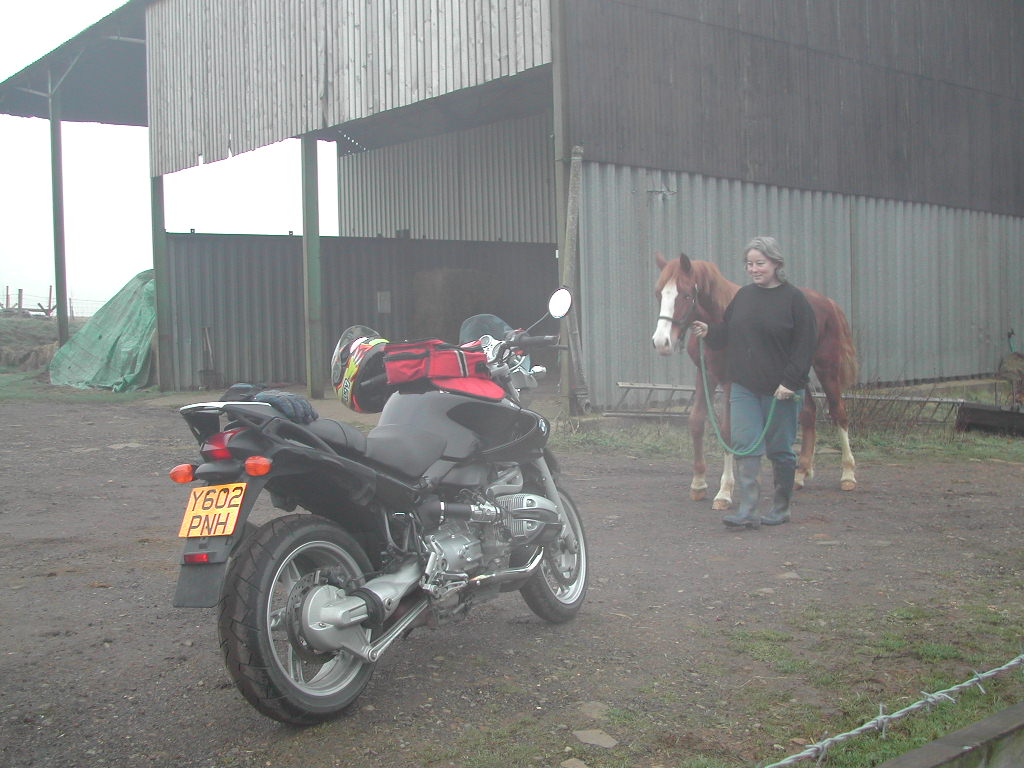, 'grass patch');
425,717,566,768
550,415,1024,464
912,643,962,663
726,628,814,679
0,371,156,403
0,316,82,349
551,420,701,458
821,682,1024,768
